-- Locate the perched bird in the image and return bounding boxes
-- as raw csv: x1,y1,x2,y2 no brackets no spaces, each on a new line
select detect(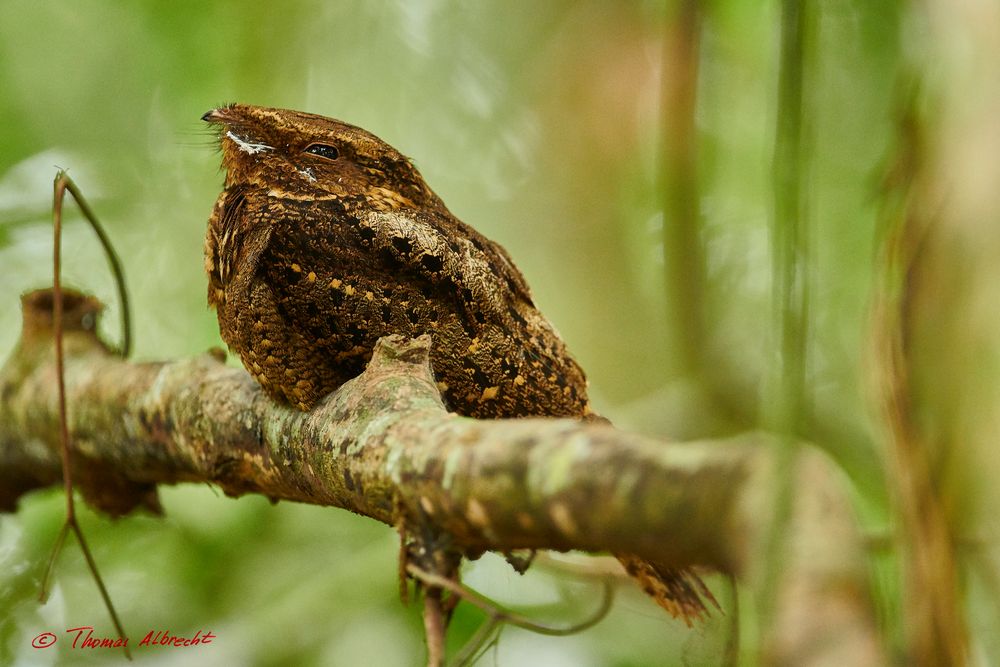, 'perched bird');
202,103,712,621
